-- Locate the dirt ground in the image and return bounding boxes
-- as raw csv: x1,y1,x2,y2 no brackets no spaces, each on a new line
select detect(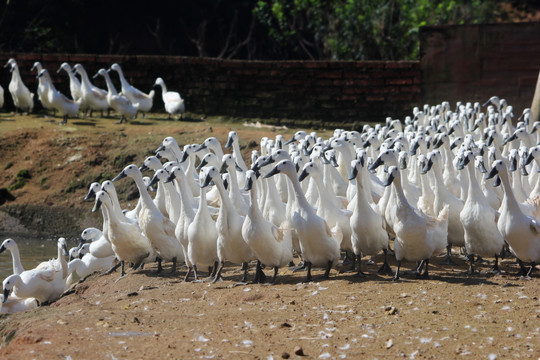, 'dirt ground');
0,112,539,359
0,255,539,359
